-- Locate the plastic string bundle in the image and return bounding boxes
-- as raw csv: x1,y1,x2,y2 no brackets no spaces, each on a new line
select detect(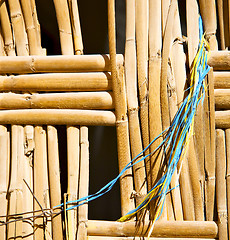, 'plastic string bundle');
118,16,210,238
